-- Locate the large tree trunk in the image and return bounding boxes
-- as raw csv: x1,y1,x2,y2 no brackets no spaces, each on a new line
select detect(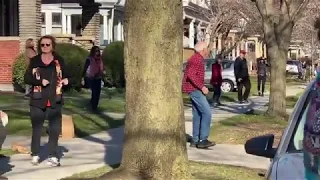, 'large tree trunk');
98,0,190,179
264,17,294,118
